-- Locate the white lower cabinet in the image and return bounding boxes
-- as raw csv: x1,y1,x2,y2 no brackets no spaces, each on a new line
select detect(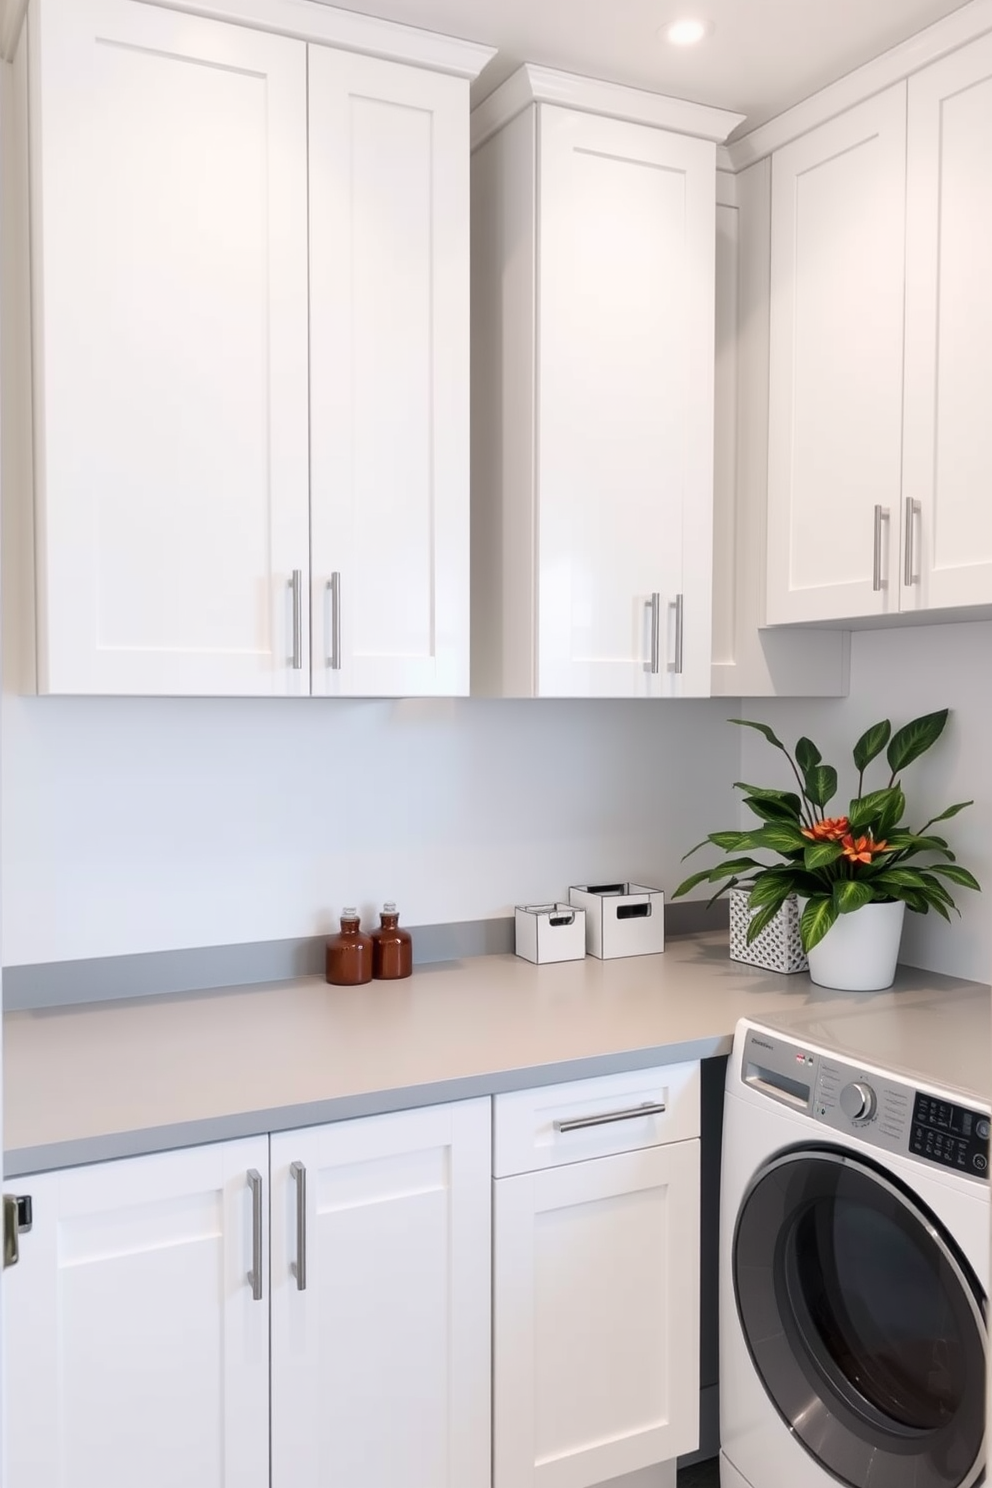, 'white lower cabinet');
269,1099,491,1488
493,1065,701,1488
3,1137,271,1488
